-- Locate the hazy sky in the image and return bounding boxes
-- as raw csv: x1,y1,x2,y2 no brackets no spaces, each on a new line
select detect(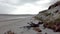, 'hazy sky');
0,0,59,14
